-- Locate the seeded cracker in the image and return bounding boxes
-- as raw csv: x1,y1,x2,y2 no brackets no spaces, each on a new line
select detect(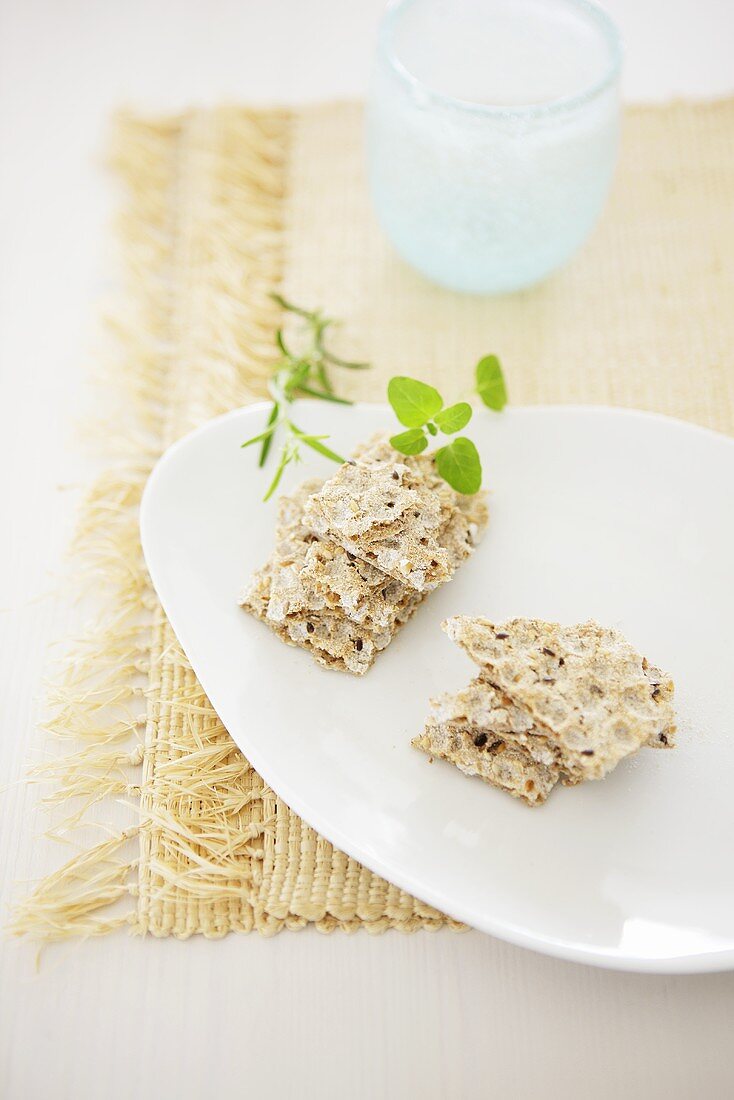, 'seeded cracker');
443,617,676,781
355,436,489,566
283,478,421,629
241,434,488,673
302,435,488,592
412,678,562,805
262,478,422,631
302,457,452,592
242,560,421,674
300,543,421,630
240,481,424,673
642,664,676,747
